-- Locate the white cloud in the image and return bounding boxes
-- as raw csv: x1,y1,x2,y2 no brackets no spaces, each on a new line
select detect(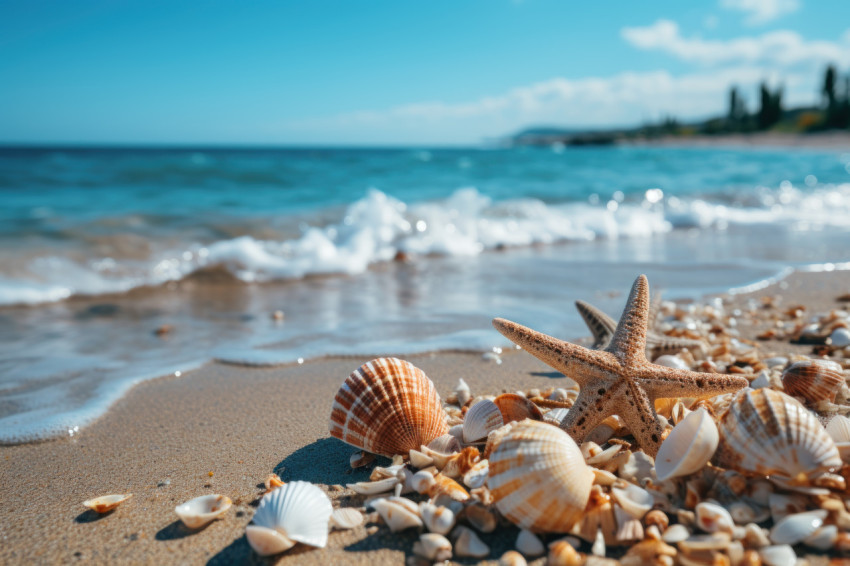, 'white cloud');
286,66,811,144
622,19,850,67
720,0,799,25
